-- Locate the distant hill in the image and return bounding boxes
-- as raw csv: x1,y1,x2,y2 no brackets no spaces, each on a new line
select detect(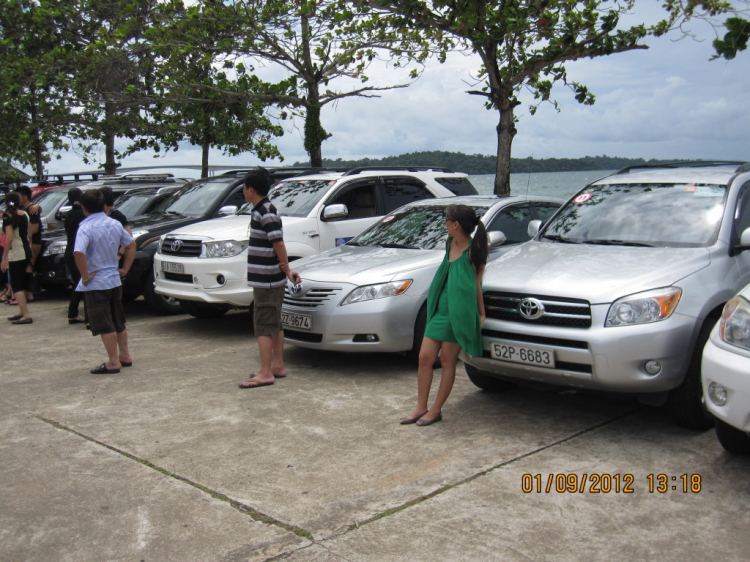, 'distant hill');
293,151,694,174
